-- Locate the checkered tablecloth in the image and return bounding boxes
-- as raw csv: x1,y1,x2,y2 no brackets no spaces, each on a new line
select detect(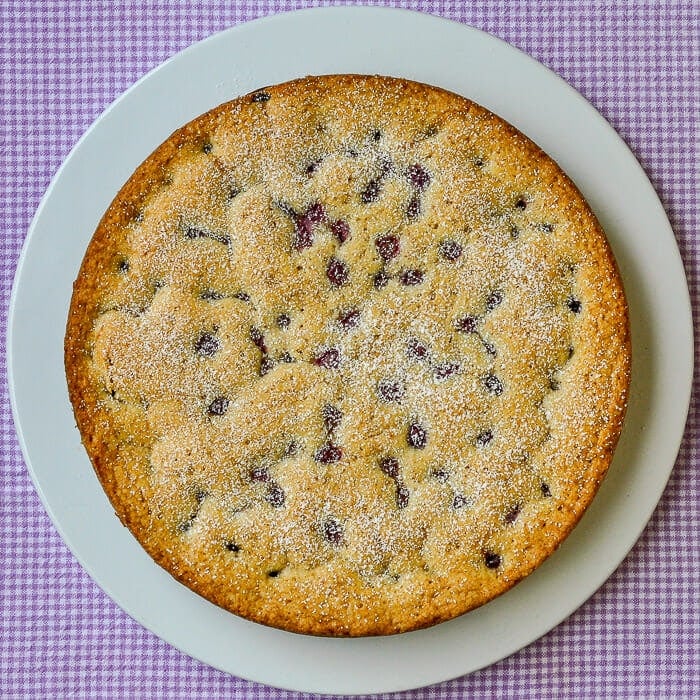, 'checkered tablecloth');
2,1,698,698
